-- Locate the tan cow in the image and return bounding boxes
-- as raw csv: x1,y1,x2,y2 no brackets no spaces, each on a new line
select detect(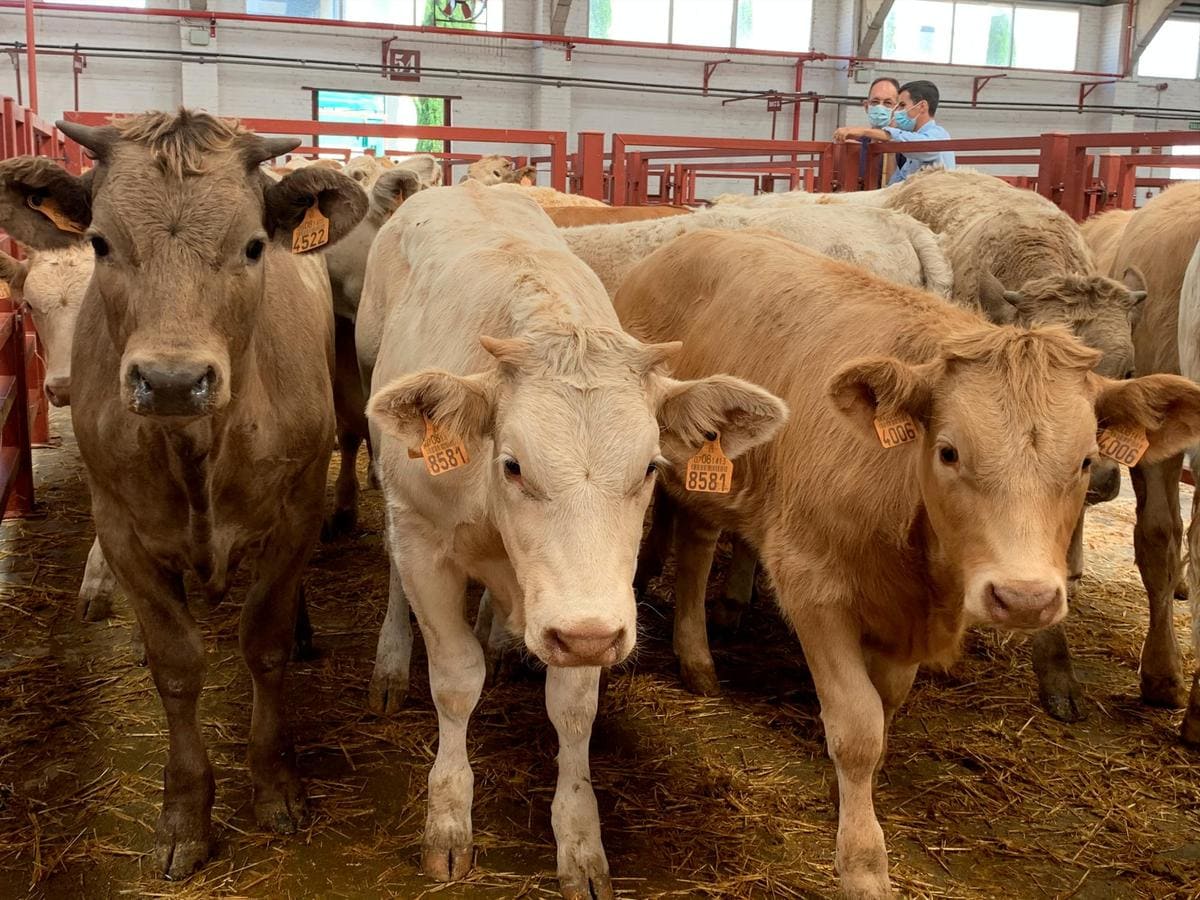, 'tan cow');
614,229,1200,896
359,182,783,899
1178,222,1200,745
546,205,692,227
460,153,537,186
0,110,367,878
562,204,953,299
1100,182,1200,741
1081,207,1135,275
